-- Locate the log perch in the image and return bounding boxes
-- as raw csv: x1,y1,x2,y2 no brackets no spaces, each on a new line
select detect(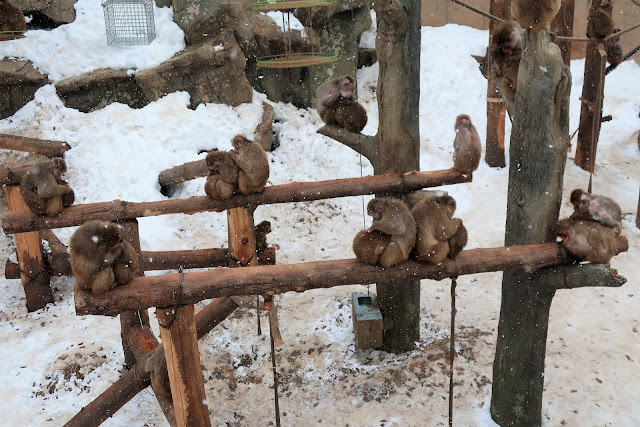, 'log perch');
158,159,209,188
0,133,70,157
75,243,626,316
0,158,66,186
3,169,471,234
39,229,72,276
